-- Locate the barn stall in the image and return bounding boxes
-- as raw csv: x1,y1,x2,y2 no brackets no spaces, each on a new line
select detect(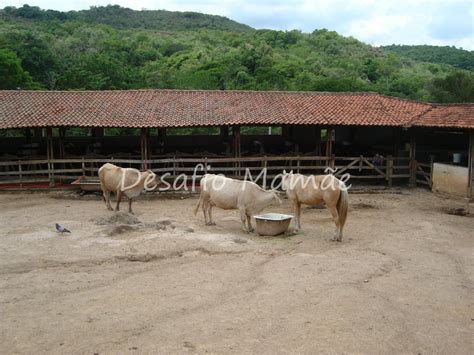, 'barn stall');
0,90,472,197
